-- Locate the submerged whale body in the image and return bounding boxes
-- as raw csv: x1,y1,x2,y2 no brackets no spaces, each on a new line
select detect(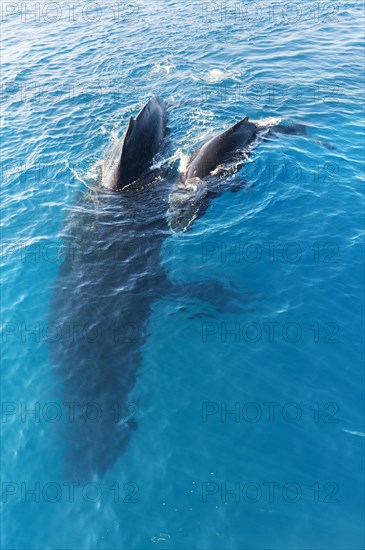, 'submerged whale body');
51,186,170,480
51,95,315,479
51,96,170,481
